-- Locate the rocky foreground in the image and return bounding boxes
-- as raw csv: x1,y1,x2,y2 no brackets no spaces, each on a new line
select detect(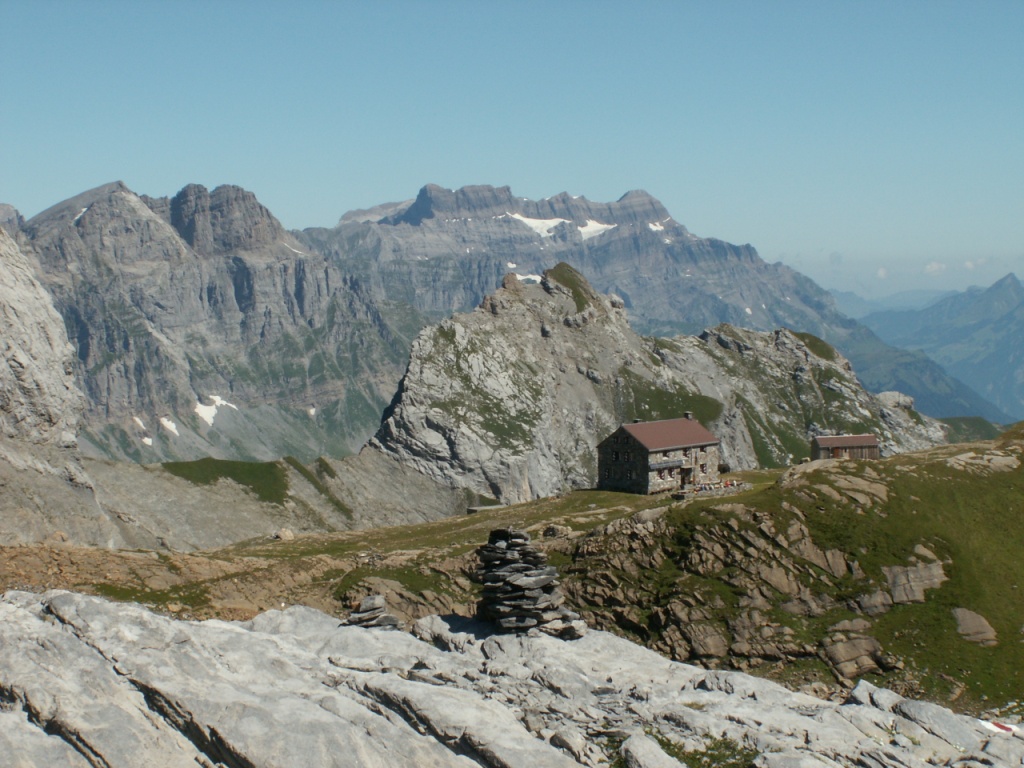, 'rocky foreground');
2,591,1021,767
